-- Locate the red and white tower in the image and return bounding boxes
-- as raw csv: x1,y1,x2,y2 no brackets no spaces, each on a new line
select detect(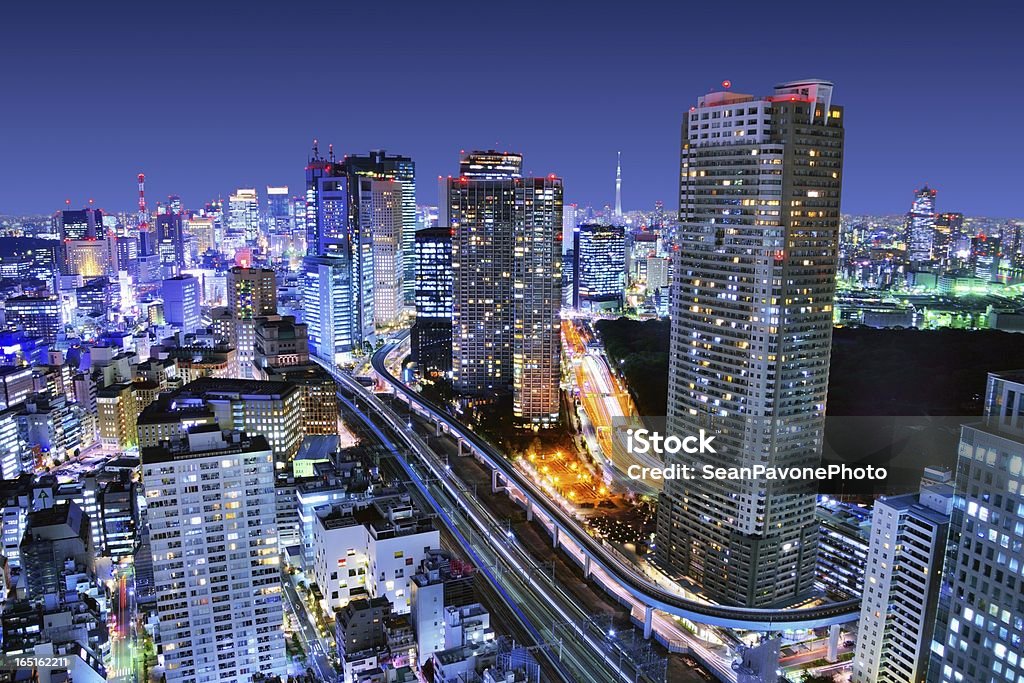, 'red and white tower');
138,173,149,231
